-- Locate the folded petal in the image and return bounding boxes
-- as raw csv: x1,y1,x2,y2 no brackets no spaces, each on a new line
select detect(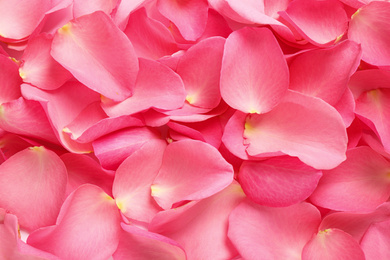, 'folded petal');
102,58,186,117
156,0,208,41
348,1,390,66
0,146,67,231
310,146,390,212
177,37,225,109
220,27,289,114
151,139,234,209
228,200,321,260
150,182,246,260
360,219,390,260
244,90,347,169
113,223,186,260
280,0,348,46
239,156,322,207
0,55,22,103
27,184,121,260
113,140,166,223
51,11,138,101
302,229,365,260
